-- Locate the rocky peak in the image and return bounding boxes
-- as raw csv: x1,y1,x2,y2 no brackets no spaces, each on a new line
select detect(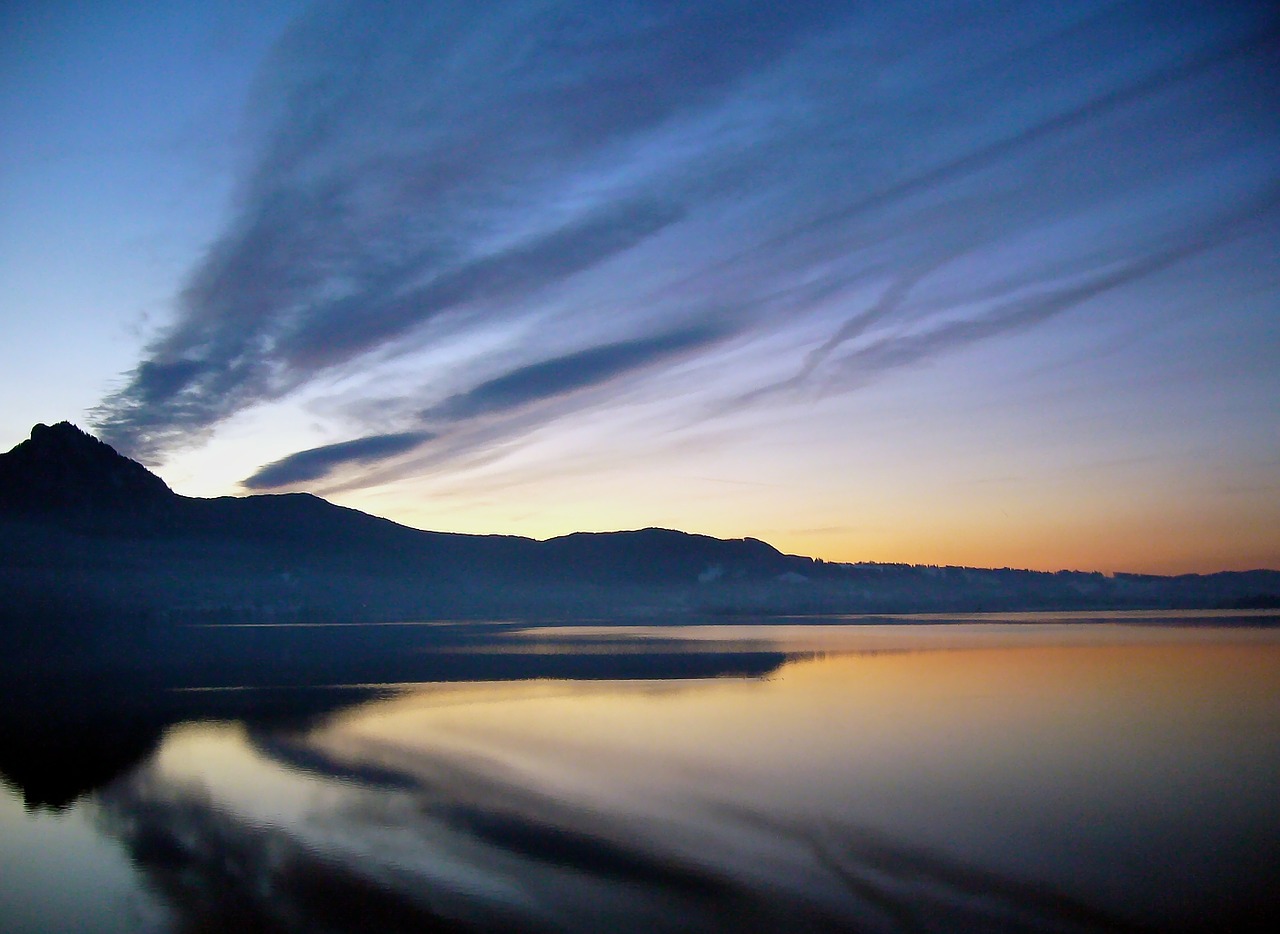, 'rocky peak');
0,421,173,513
